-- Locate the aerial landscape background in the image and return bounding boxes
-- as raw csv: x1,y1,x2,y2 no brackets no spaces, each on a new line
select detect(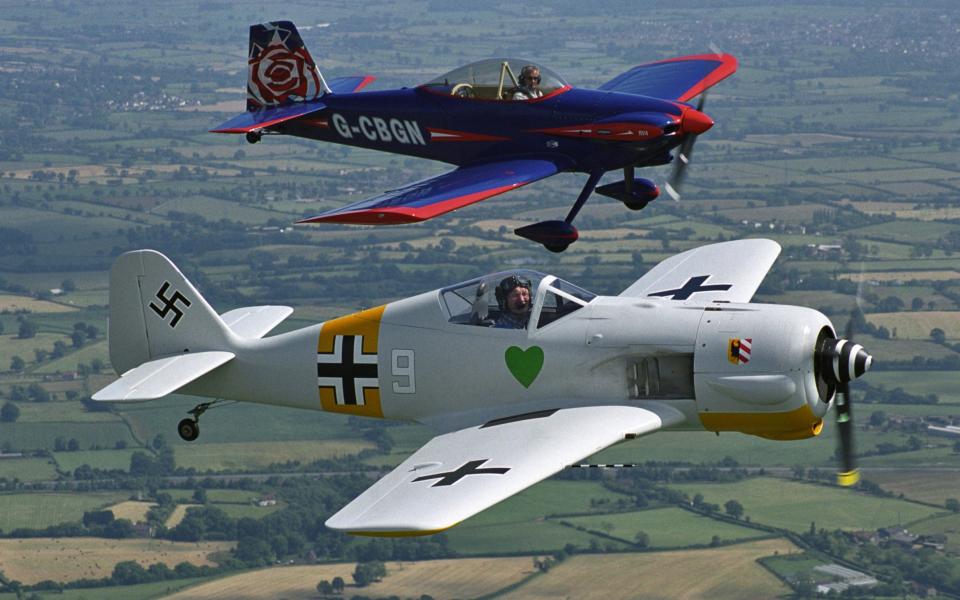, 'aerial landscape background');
0,0,959,597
